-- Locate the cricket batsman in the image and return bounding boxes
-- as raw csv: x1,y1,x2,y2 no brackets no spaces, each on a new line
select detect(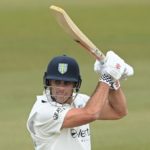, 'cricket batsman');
27,51,134,150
